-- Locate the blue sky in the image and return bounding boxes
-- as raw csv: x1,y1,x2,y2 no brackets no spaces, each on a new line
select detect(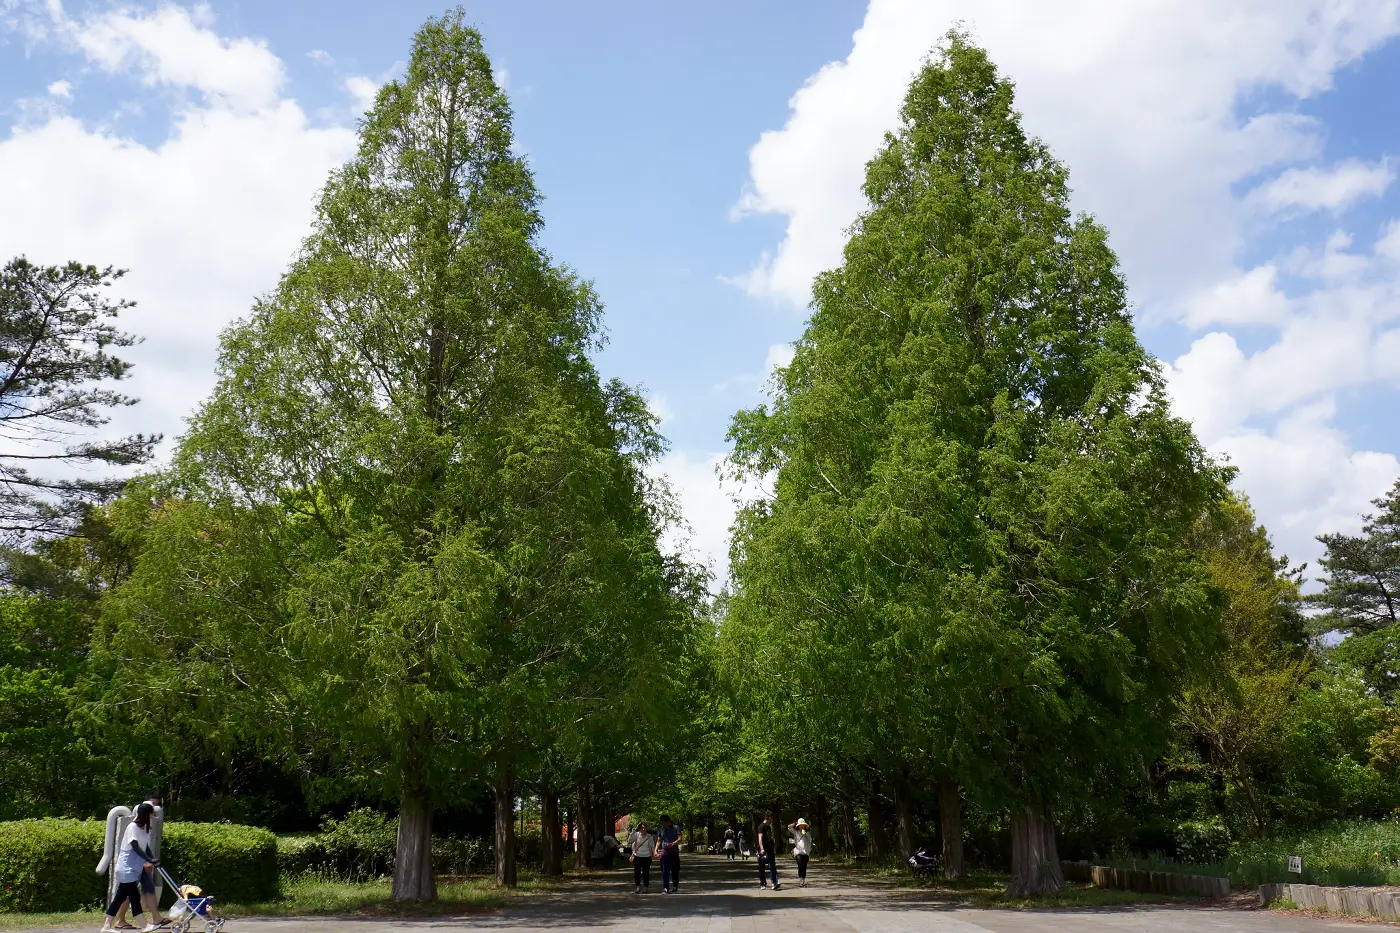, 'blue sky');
2,0,1400,582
